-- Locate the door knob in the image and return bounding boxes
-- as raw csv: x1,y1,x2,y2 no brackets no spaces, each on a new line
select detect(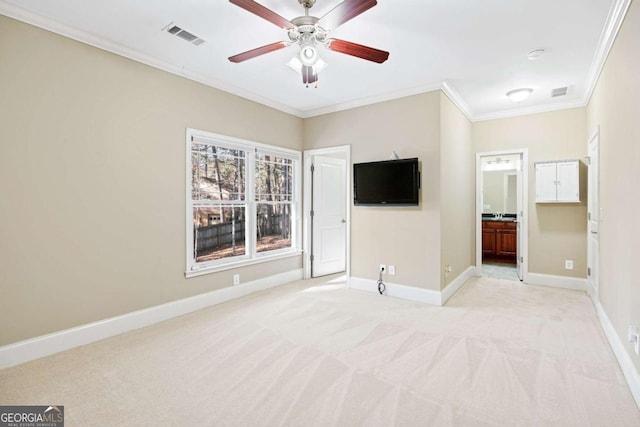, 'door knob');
341,219,346,223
